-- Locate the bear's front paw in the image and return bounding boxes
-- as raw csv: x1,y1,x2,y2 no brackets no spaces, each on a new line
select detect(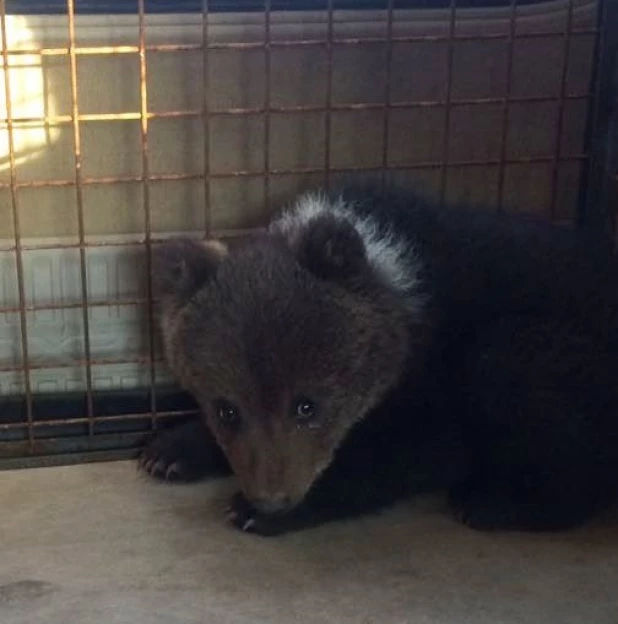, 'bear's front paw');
139,419,229,483
448,479,592,532
139,439,193,482
139,426,207,483
225,492,294,537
